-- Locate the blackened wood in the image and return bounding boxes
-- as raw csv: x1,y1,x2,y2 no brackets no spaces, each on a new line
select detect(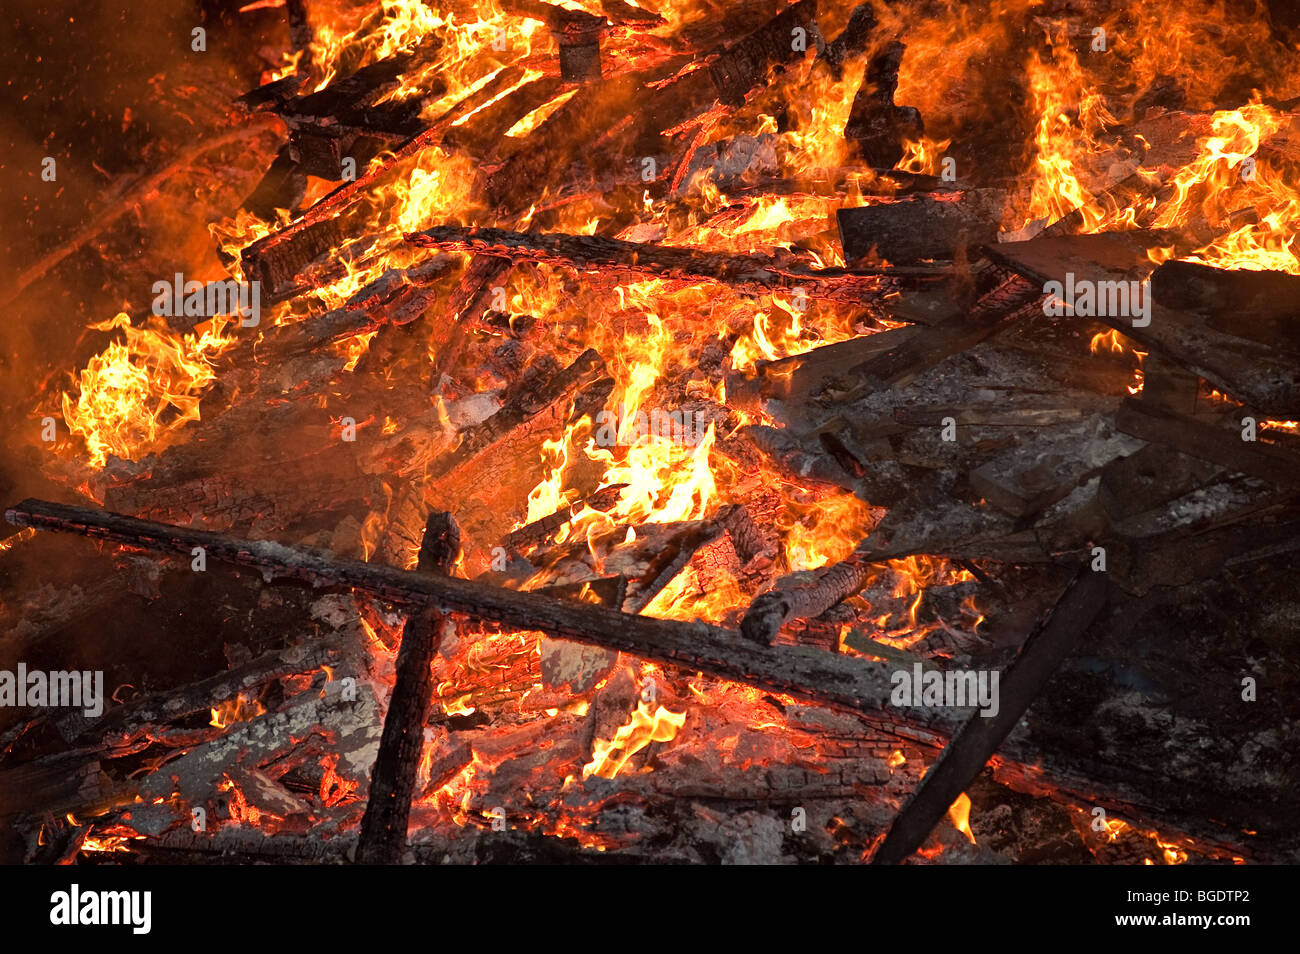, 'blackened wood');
1114,398,1300,487
872,566,1113,864
1114,511,1300,594
64,641,345,747
714,502,772,564
238,62,542,295
1152,260,1300,351
1138,352,1200,415
430,256,512,386
435,349,607,478
836,191,1002,263
356,512,460,865
242,202,372,303
223,258,450,375
1,499,967,737
1098,442,1222,525
242,145,308,221
984,231,1300,415
286,0,313,76
709,0,818,106
842,273,1041,395
844,39,923,167
504,483,627,551
405,226,945,304
817,4,876,80
741,545,876,645
538,576,628,607
624,519,725,613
